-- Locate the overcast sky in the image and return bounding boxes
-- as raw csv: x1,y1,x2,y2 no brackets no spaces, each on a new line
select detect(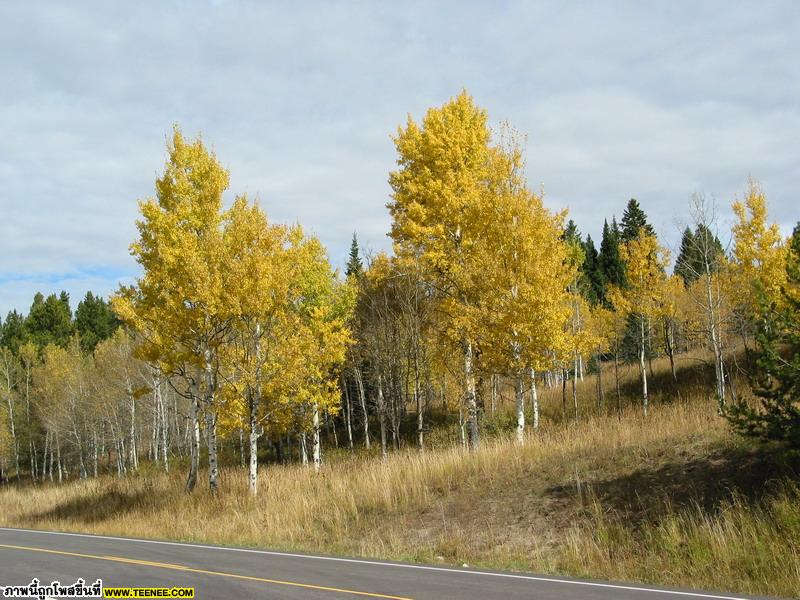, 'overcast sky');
1,1,798,318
